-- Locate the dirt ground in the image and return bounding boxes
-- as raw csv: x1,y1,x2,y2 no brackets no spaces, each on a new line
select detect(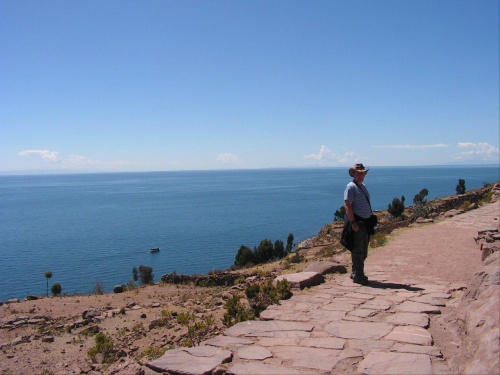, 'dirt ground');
1,200,498,375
